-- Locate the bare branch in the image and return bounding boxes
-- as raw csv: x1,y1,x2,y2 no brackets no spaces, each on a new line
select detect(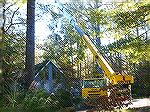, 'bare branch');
5,3,16,11
2,2,6,33
13,22,26,25
5,22,26,26
2,1,17,33
35,12,45,22
5,7,19,32
3,22,26,34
